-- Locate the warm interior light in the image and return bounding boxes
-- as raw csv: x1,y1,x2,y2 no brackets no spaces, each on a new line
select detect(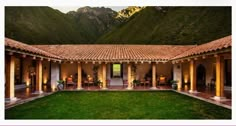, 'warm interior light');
62,74,67,81
43,78,47,84
52,85,56,92
177,80,181,89
160,77,165,81
184,74,189,84
26,79,30,86
43,85,47,91
26,88,30,96
184,85,189,91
